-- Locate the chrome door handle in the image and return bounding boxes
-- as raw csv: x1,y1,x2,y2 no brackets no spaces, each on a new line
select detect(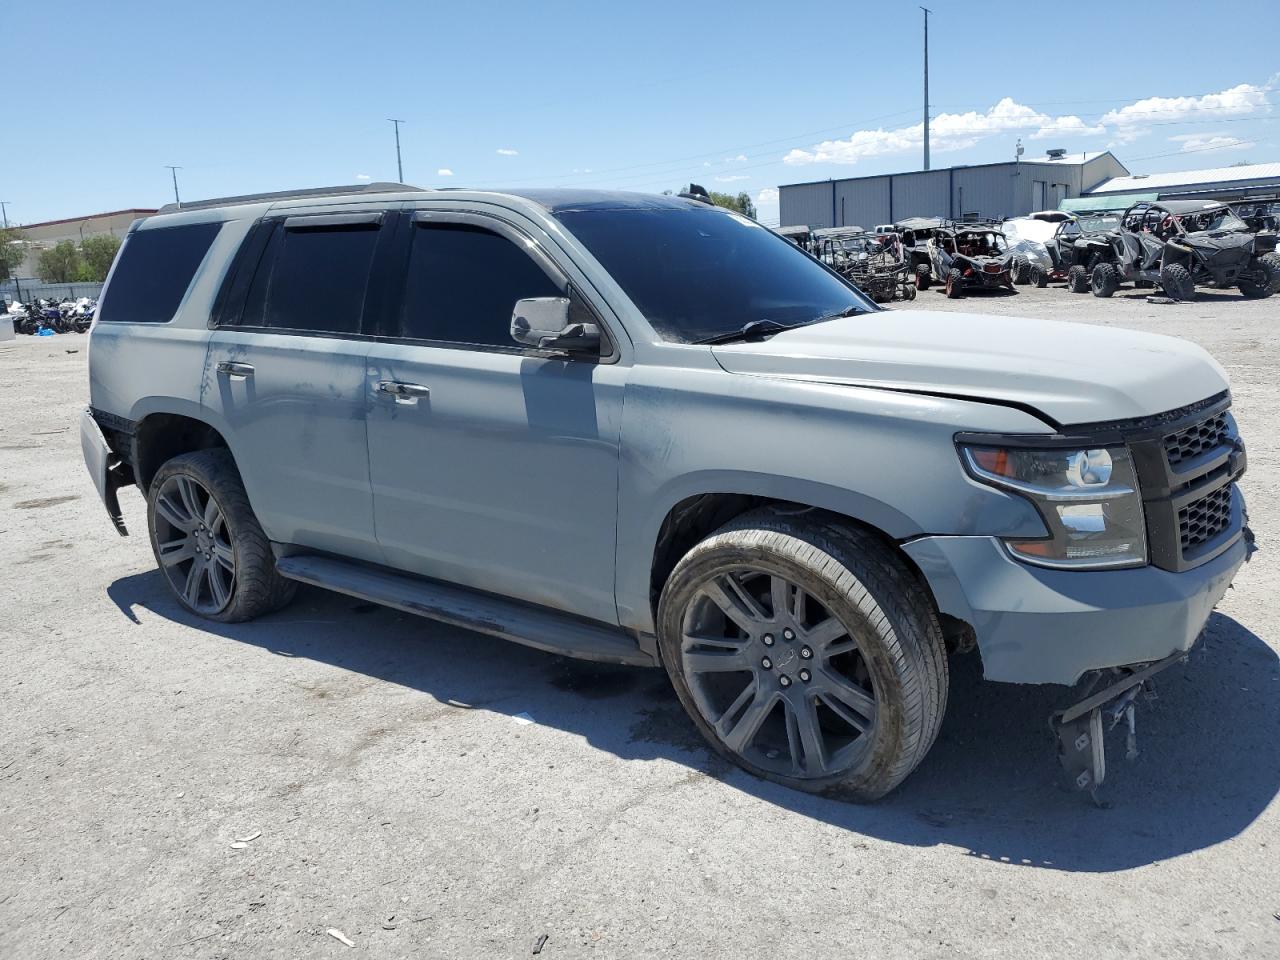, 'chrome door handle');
377,380,429,399
216,361,255,380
